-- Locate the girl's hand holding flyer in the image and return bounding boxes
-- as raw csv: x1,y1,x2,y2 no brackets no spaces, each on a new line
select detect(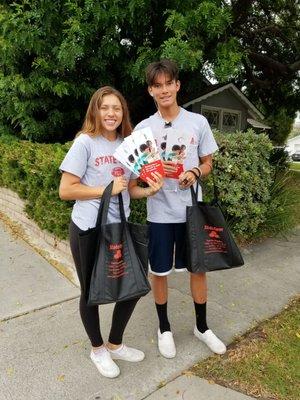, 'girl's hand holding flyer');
113,127,165,183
